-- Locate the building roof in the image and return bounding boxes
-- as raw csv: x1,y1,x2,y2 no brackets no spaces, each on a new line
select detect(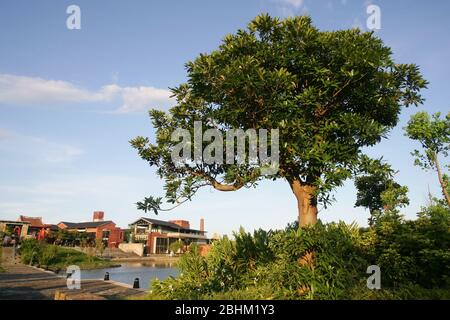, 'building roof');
18,215,44,227
130,217,205,233
0,220,30,225
44,224,60,232
59,221,114,229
